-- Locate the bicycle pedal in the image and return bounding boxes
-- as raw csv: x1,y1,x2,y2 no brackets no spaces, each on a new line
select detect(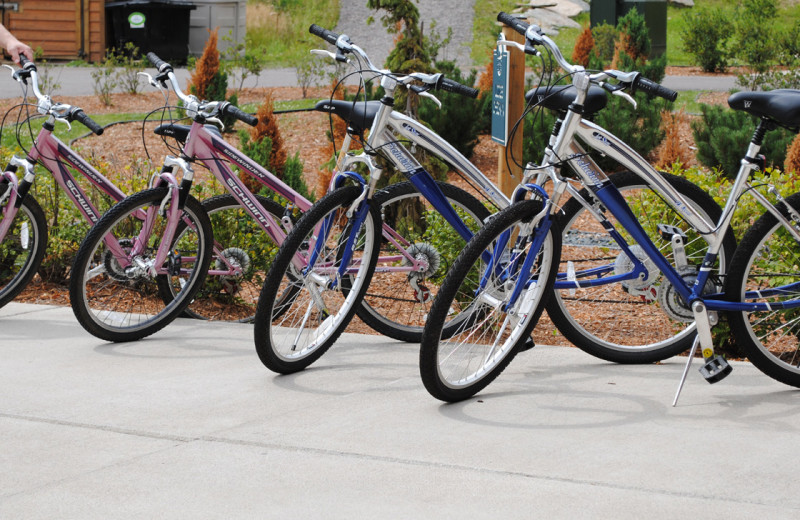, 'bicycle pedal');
517,336,535,352
657,224,686,243
698,355,732,384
